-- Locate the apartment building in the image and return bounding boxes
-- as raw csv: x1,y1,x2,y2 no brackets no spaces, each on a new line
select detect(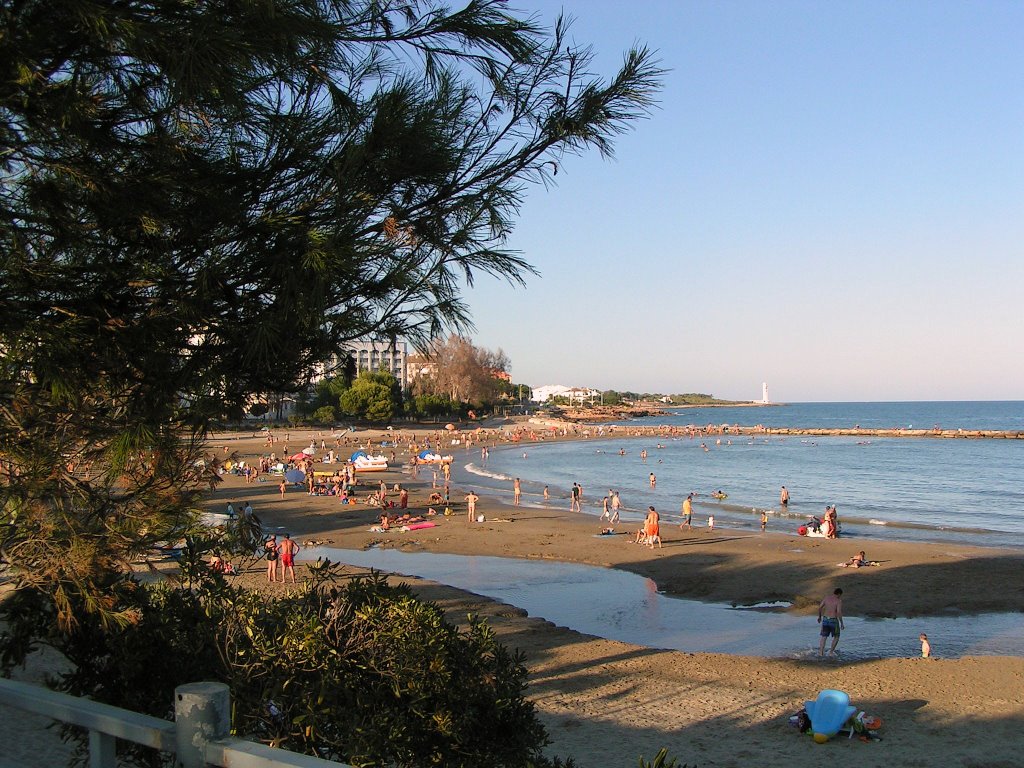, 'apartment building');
345,339,408,389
